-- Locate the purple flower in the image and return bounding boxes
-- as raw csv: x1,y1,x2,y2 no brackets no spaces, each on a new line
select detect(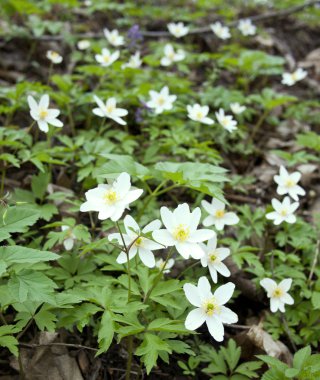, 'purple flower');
127,24,143,48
